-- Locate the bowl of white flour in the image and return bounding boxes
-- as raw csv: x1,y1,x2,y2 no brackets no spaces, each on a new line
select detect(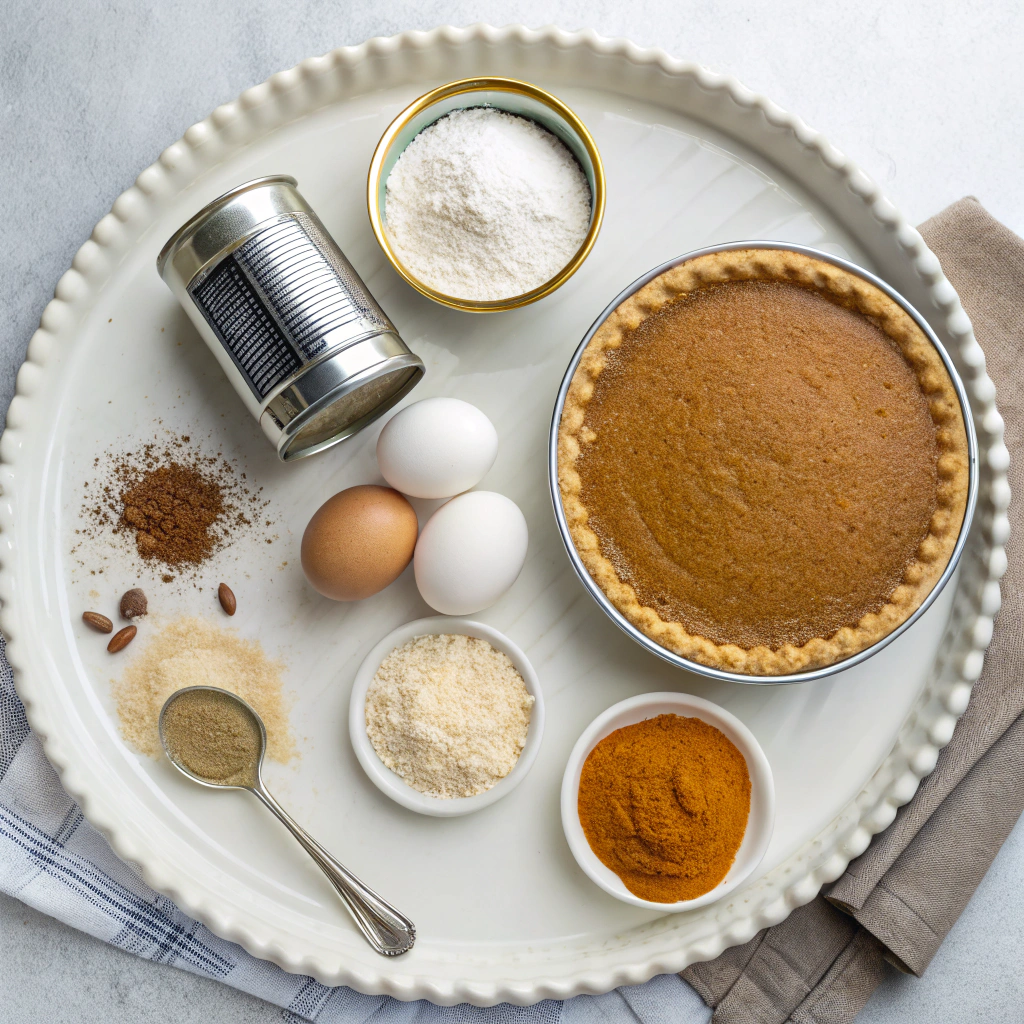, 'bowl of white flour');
349,616,545,816
367,77,605,312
